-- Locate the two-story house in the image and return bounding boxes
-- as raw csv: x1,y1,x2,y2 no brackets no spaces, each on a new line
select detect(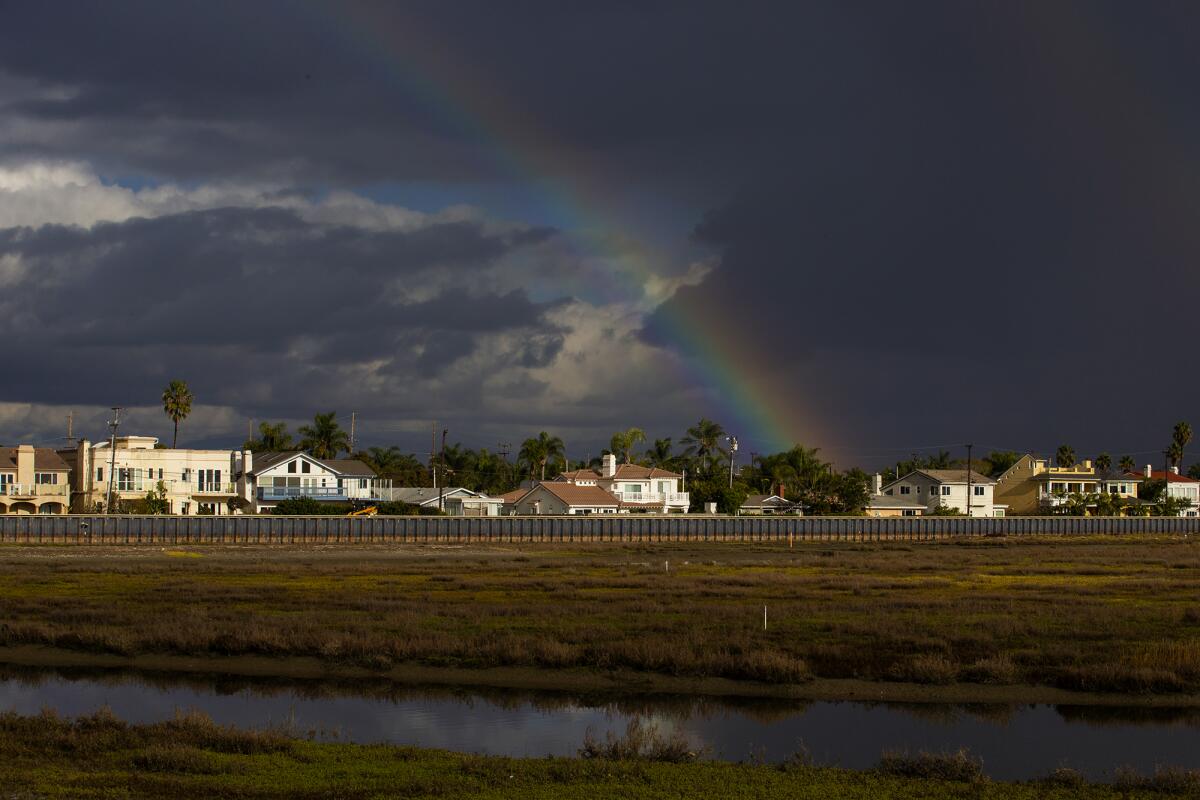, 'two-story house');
556,454,689,513
63,436,238,515
0,445,71,514
1134,465,1200,517
237,450,389,513
995,455,1142,514
875,469,1003,517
